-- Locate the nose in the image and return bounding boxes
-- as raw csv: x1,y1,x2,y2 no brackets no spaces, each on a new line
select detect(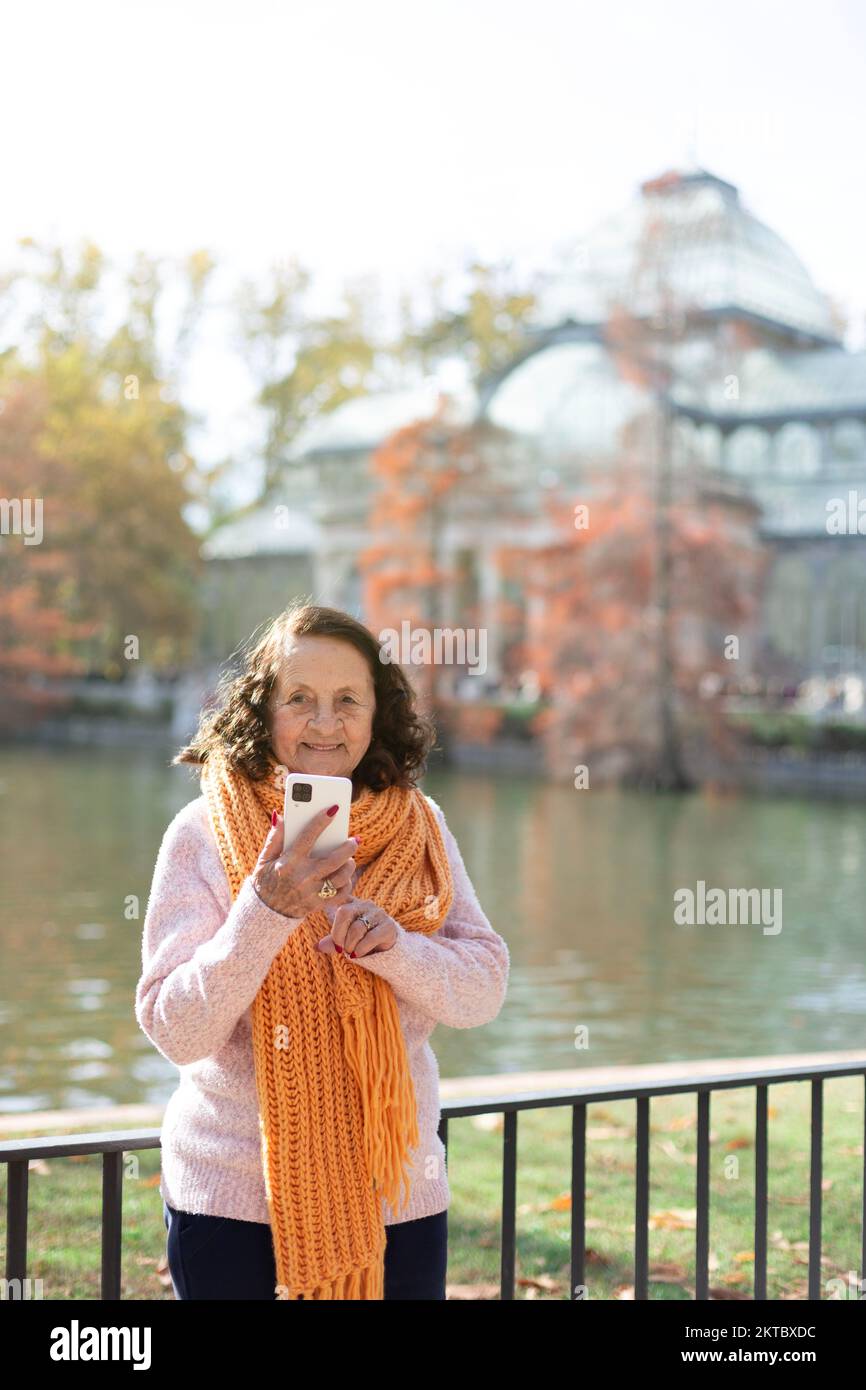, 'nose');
306,712,343,734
